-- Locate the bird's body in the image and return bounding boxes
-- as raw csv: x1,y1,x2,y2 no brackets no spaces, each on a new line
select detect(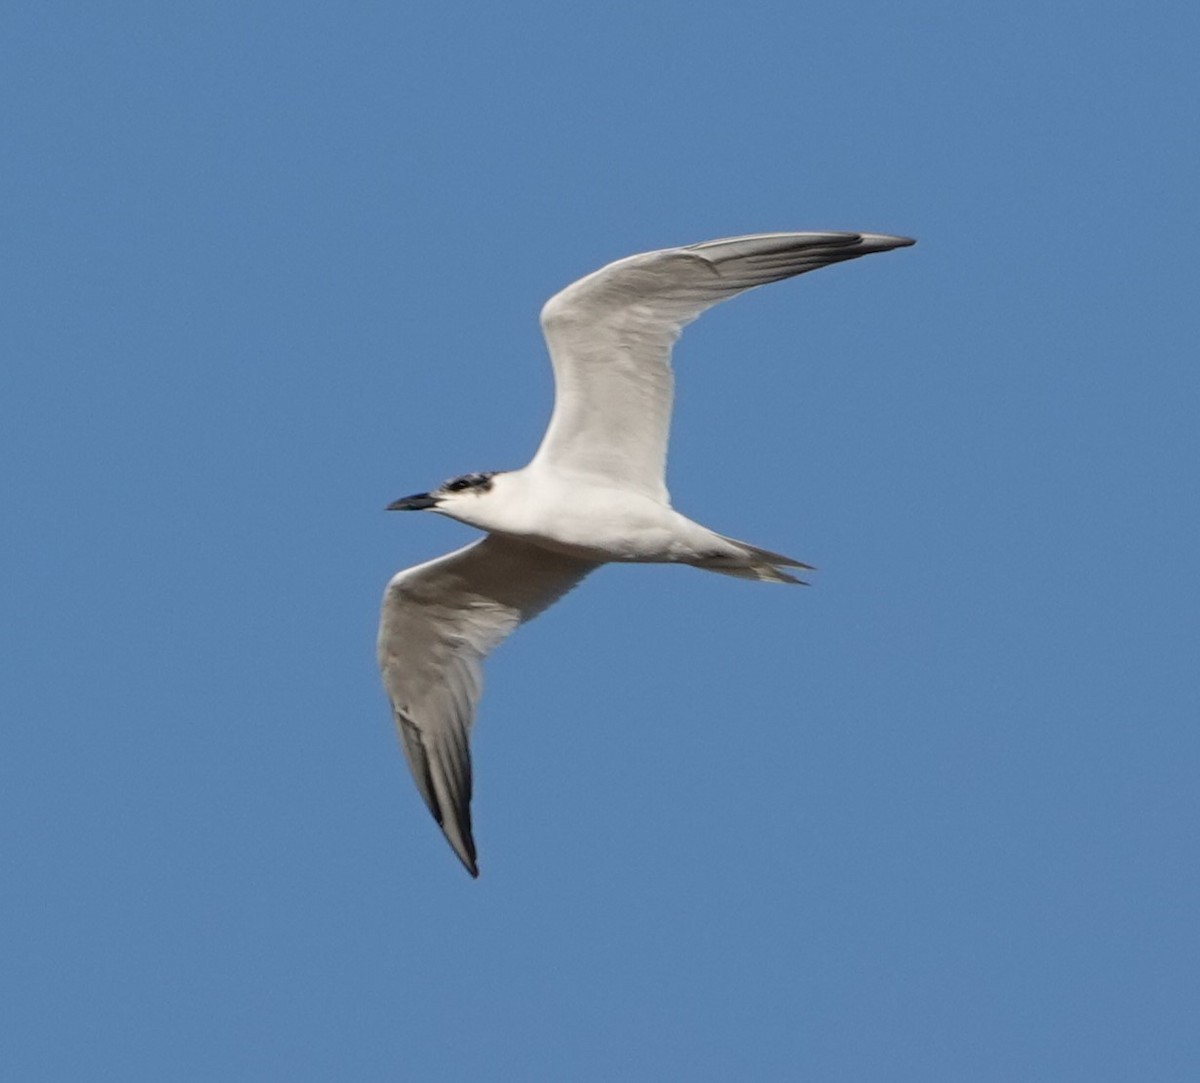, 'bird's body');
414,467,755,566
378,230,914,876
